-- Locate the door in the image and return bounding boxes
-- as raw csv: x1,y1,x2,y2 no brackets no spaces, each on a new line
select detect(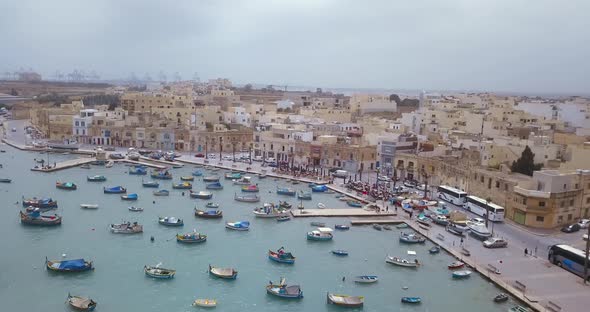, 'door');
514,210,526,225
